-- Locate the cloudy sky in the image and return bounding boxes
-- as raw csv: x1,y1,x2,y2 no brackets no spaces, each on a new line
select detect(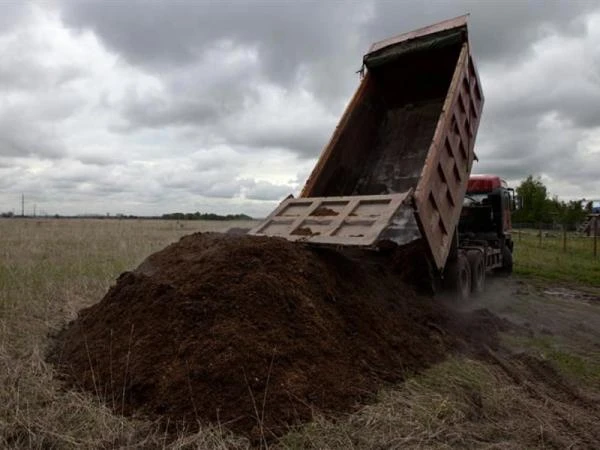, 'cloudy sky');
1,1,599,217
